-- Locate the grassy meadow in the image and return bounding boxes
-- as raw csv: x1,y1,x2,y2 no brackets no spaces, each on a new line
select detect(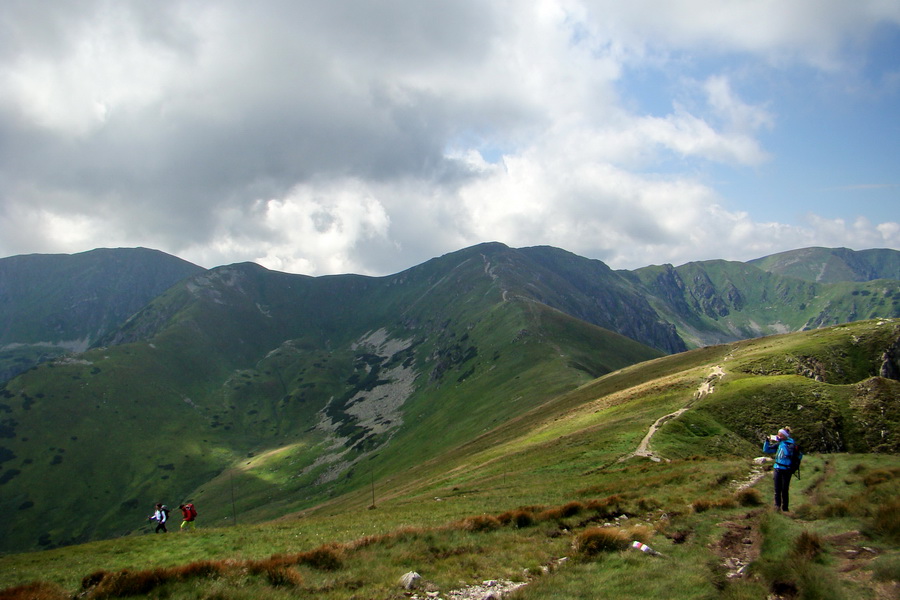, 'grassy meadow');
2,319,899,599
